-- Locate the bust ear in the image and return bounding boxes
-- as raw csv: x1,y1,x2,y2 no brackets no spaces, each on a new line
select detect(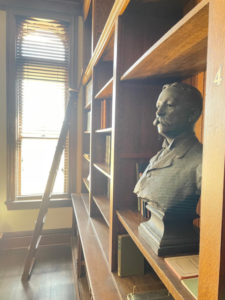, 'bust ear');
188,108,201,123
